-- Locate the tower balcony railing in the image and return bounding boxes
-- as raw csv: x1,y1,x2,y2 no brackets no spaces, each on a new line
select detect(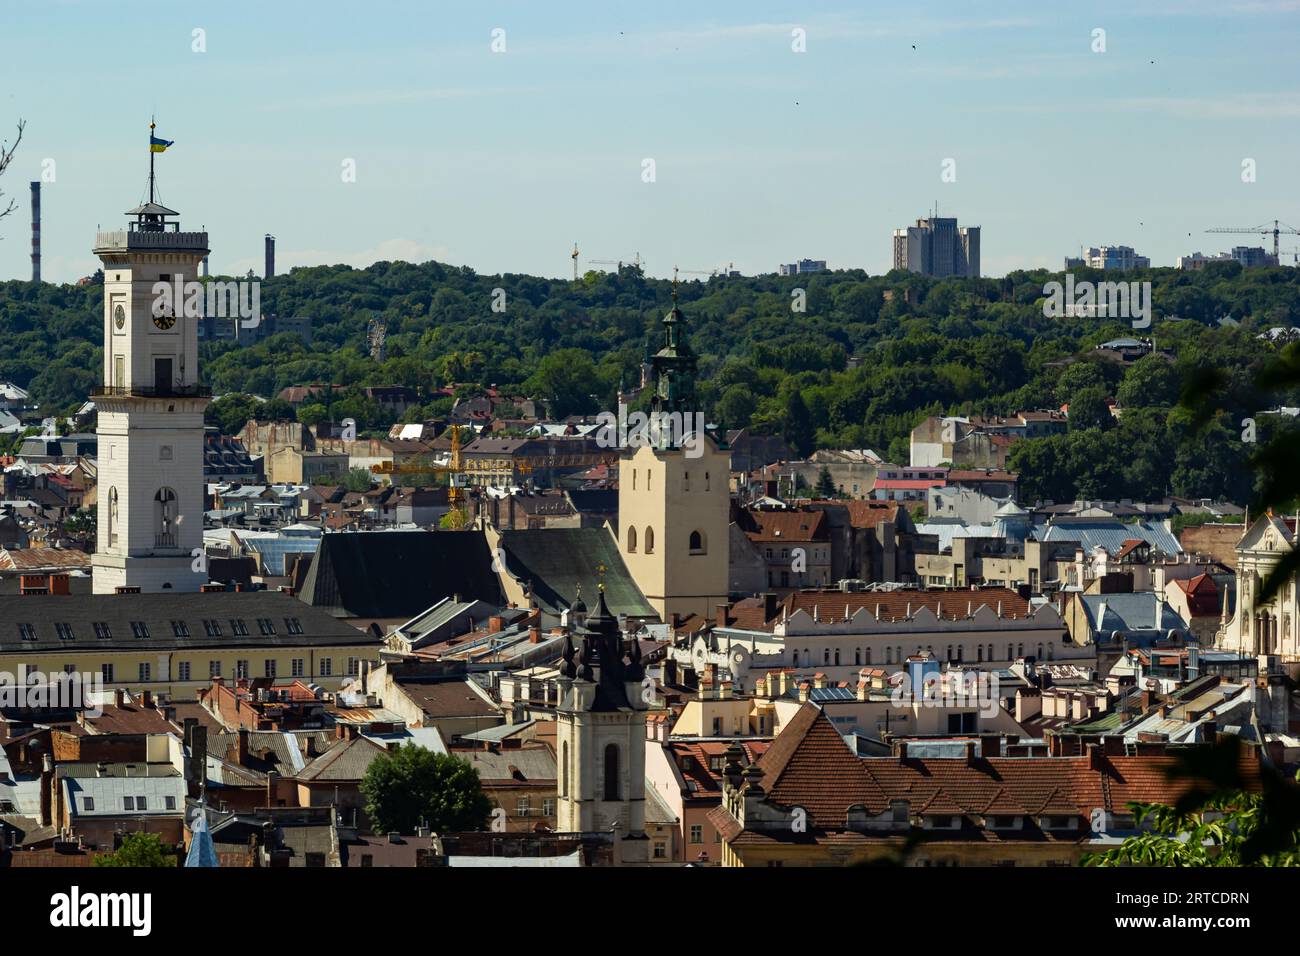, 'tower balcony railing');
92,384,212,398
155,531,178,548
94,229,209,252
